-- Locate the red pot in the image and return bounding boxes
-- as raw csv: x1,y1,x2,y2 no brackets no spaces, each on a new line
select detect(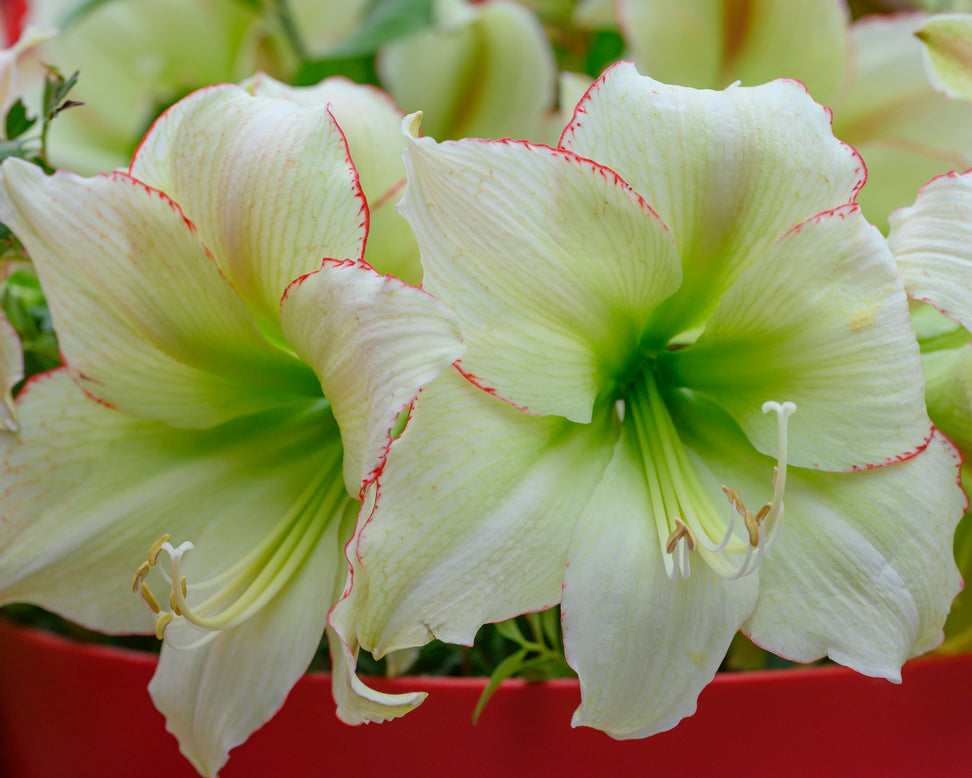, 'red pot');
1,618,970,777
